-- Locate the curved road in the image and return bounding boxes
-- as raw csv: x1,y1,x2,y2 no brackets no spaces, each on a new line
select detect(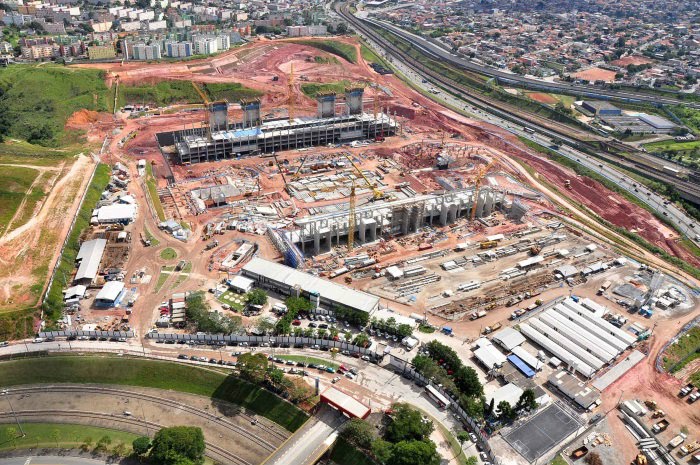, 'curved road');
337,5,700,248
